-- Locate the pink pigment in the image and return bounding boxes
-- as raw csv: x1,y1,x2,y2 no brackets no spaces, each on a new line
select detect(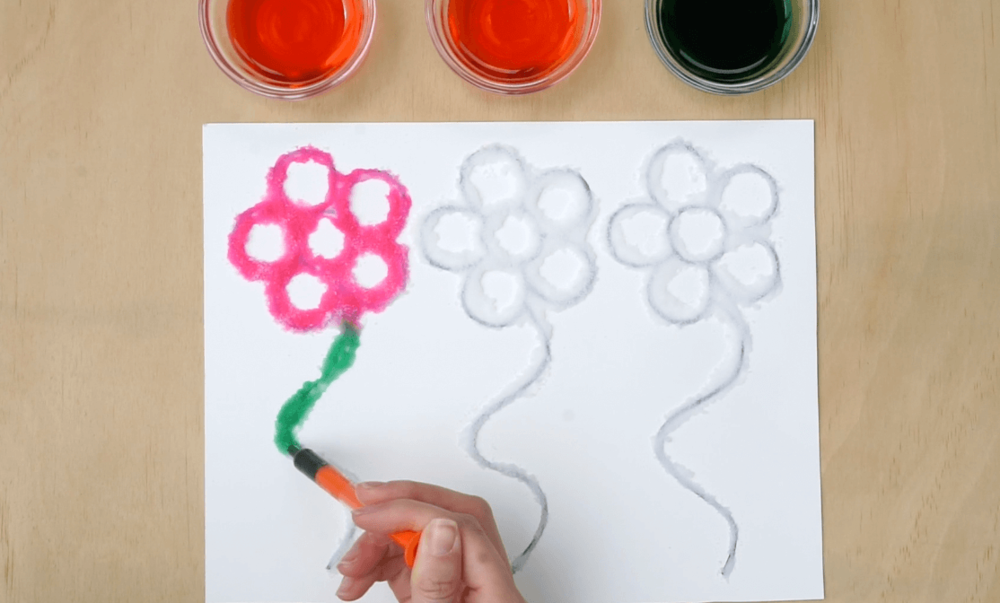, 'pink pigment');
228,147,411,331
